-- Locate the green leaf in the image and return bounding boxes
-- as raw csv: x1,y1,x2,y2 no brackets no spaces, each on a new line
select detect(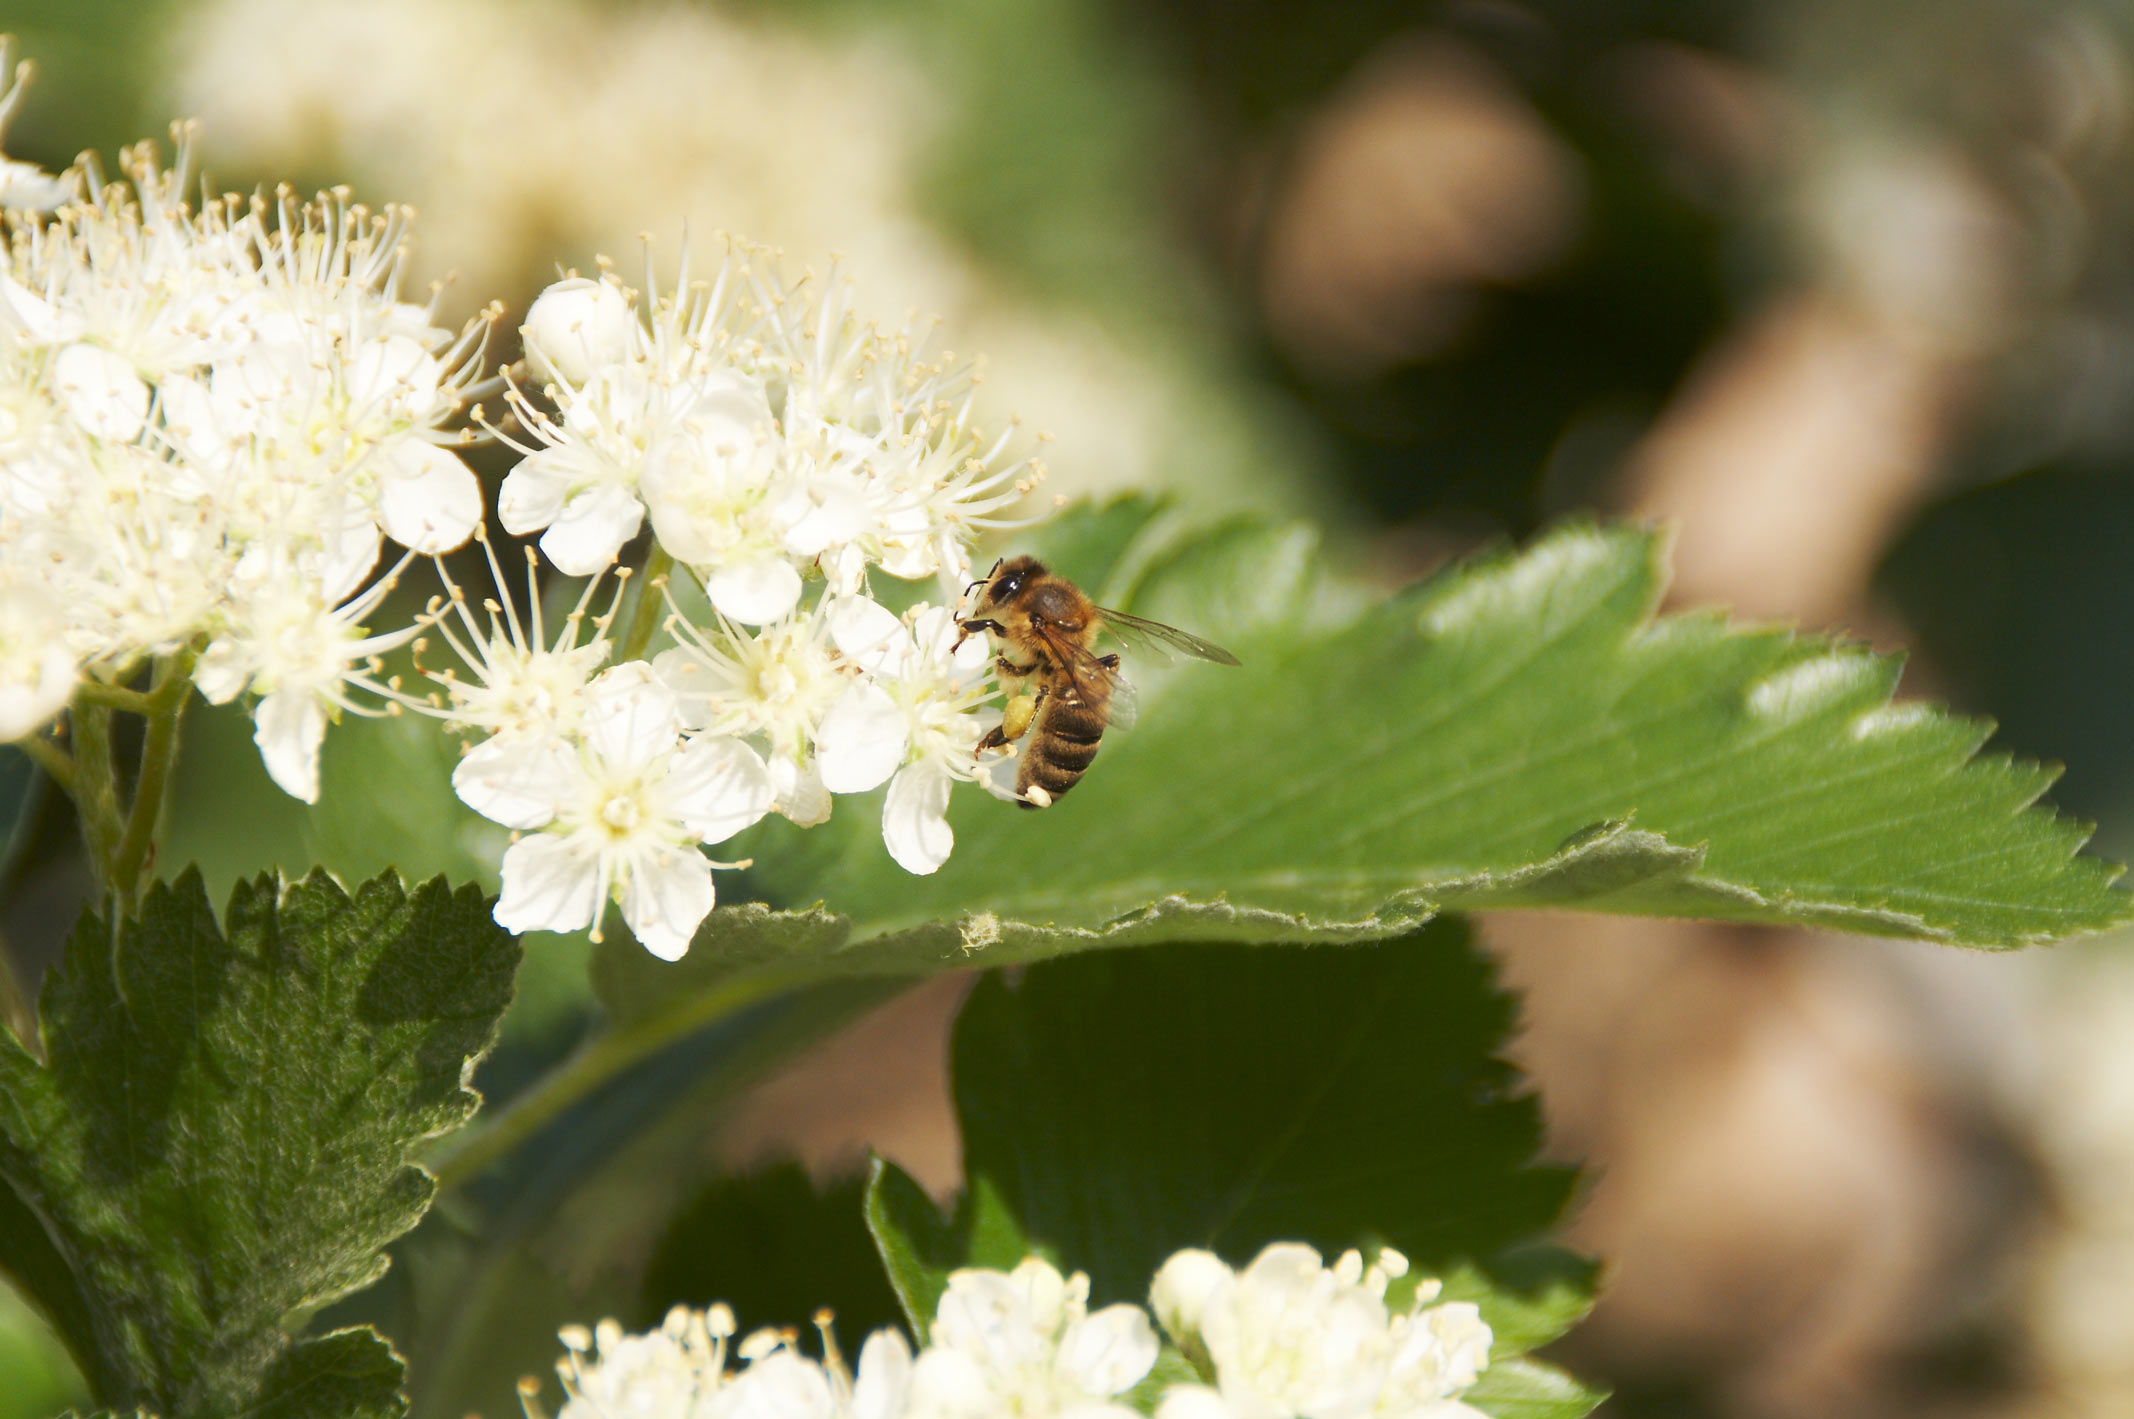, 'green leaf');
1462,1355,1608,1419
944,922,1573,1302
745,509,2126,950
857,928,1605,1417
249,1329,406,1419
0,868,519,1418
864,1157,1033,1341
1434,1250,1598,1354
865,921,1600,1414
641,1162,904,1342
